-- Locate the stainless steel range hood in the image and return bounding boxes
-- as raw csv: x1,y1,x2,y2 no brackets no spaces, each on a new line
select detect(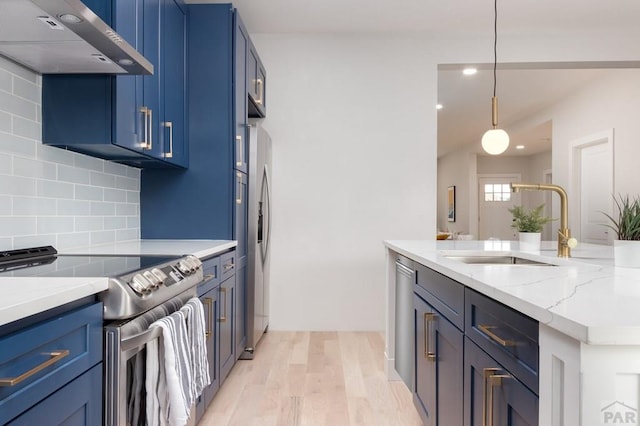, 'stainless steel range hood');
0,0,153,75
